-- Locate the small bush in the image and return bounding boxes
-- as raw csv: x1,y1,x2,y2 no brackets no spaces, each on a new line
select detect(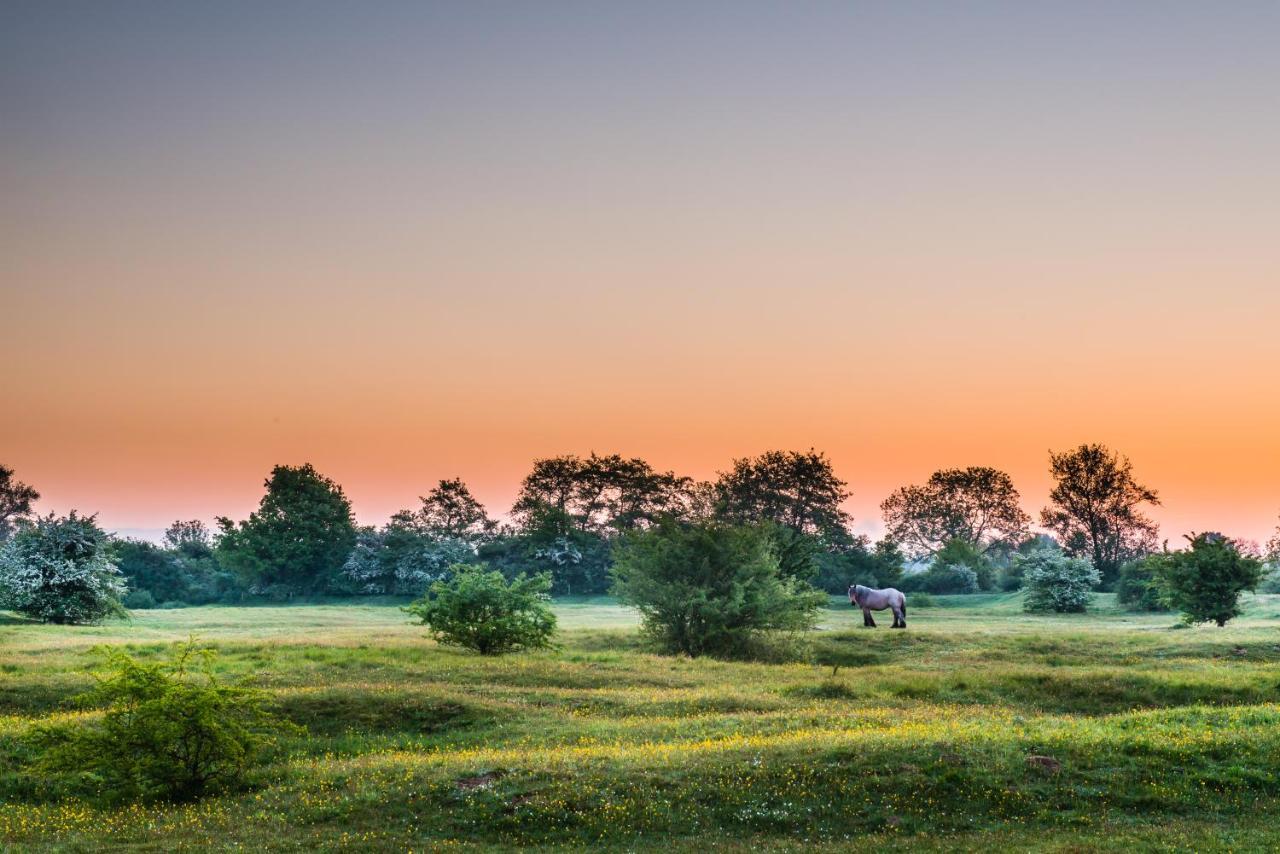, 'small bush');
1259,567,1280,594
909,592,936,608
0,512,126,624
32,641,300,802
406,564,556,655
612,519,825,658
1151,533,1264,626
1020,548,1100,613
